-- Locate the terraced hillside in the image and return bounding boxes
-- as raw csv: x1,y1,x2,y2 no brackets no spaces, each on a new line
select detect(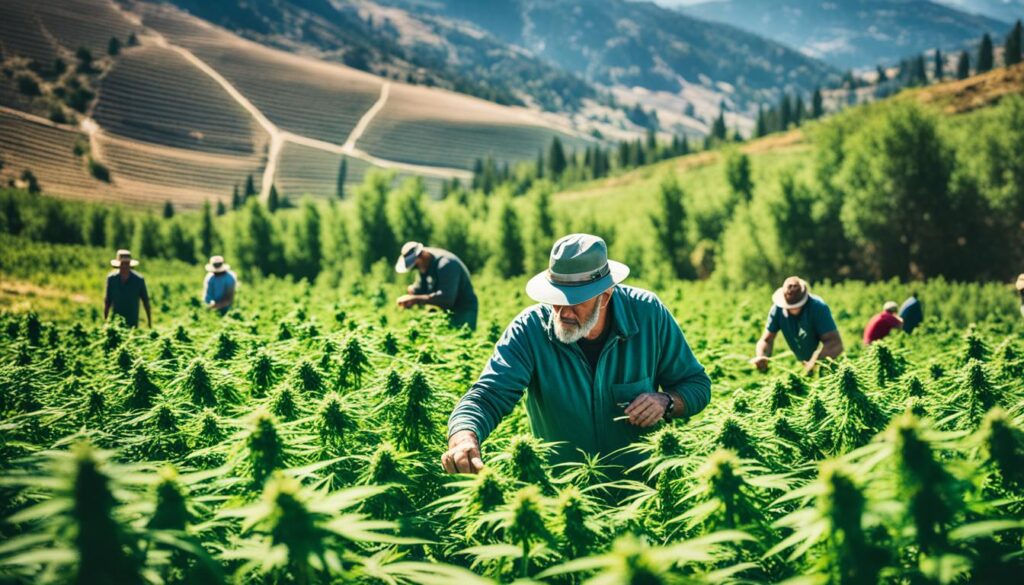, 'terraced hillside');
357,83,591,171
0,0,588,209
93,45,268,156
